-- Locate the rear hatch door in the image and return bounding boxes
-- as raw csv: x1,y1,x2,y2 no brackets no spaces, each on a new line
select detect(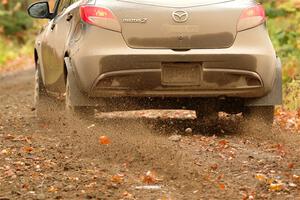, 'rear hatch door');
107,0,246,49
